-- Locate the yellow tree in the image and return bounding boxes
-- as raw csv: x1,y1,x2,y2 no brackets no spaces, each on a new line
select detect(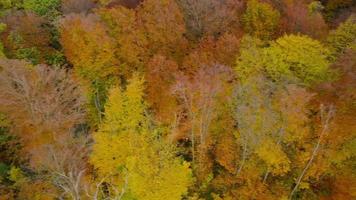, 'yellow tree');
263,34,333,86
90,74,192,200
242,0,280,40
